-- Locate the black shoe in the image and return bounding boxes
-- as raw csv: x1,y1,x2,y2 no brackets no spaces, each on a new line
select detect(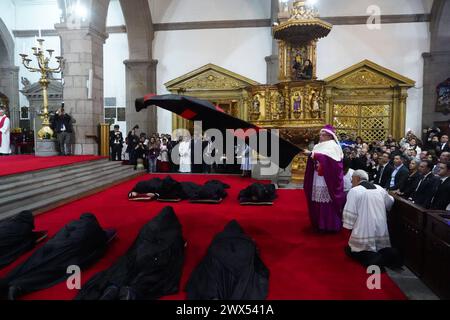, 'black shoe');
119,286,136,300
8,286,22,300
99,285,120,300
379,247,404,269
